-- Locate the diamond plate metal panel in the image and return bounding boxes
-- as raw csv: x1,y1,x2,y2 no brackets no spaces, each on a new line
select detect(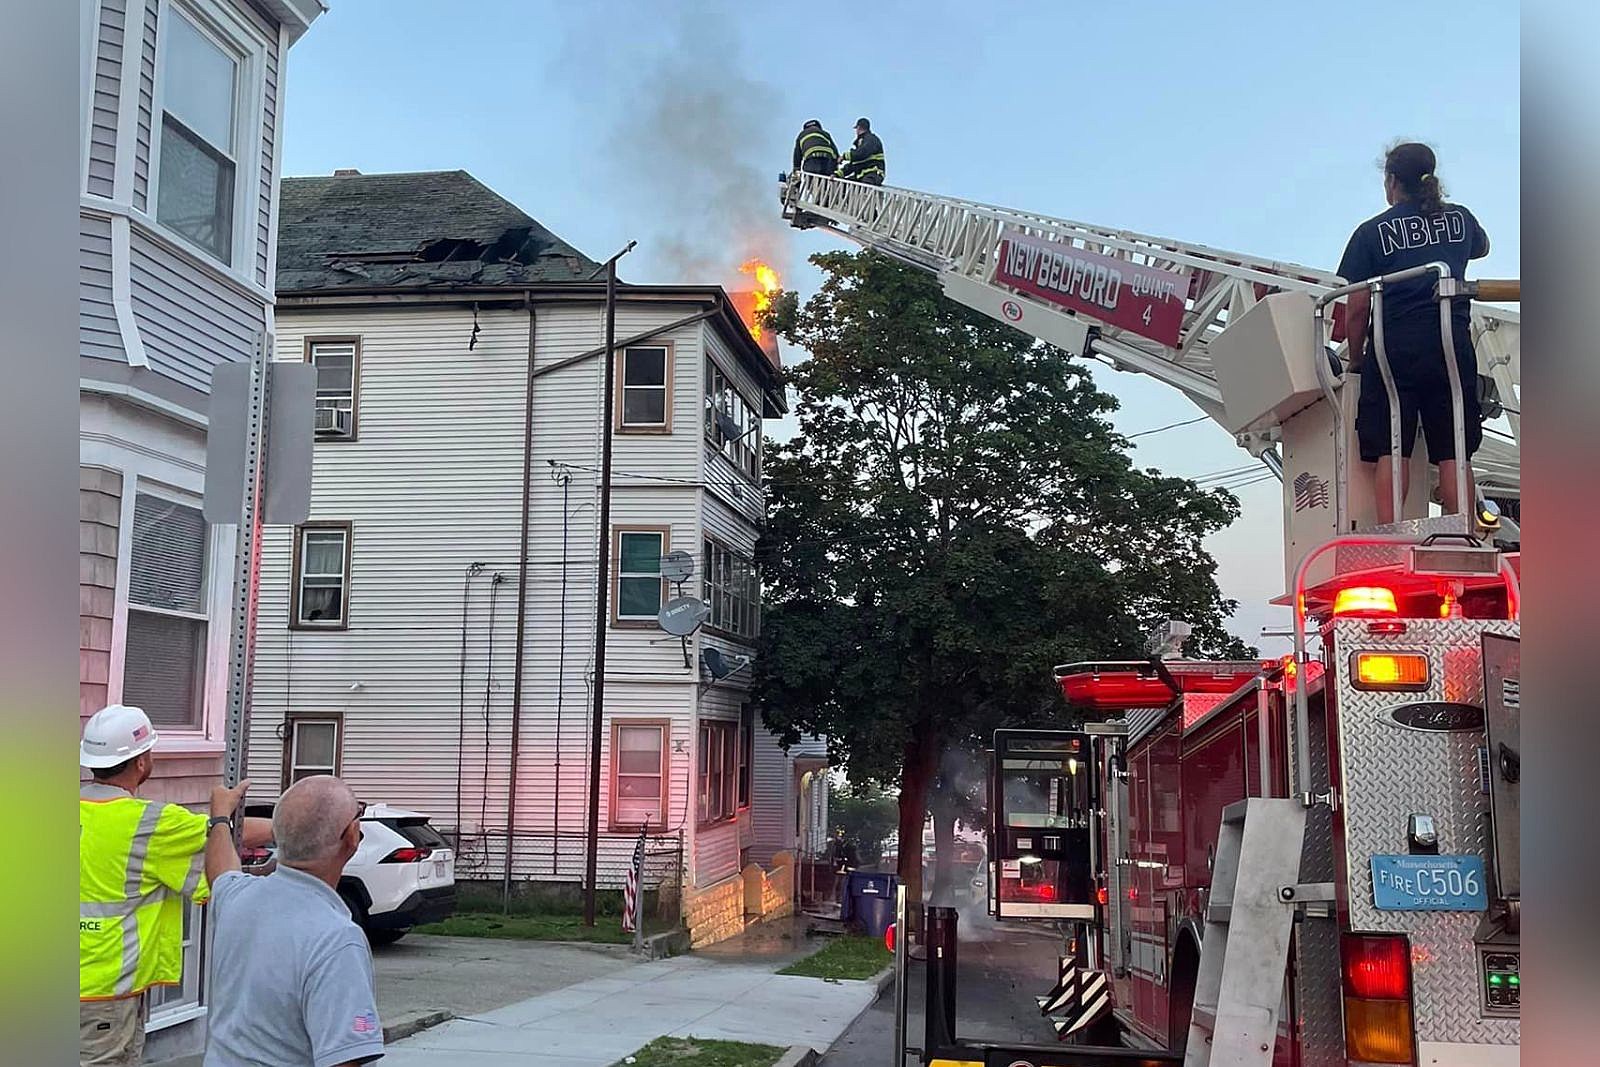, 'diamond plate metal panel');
1292,693,1345,1066
1332,618,1520,1048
